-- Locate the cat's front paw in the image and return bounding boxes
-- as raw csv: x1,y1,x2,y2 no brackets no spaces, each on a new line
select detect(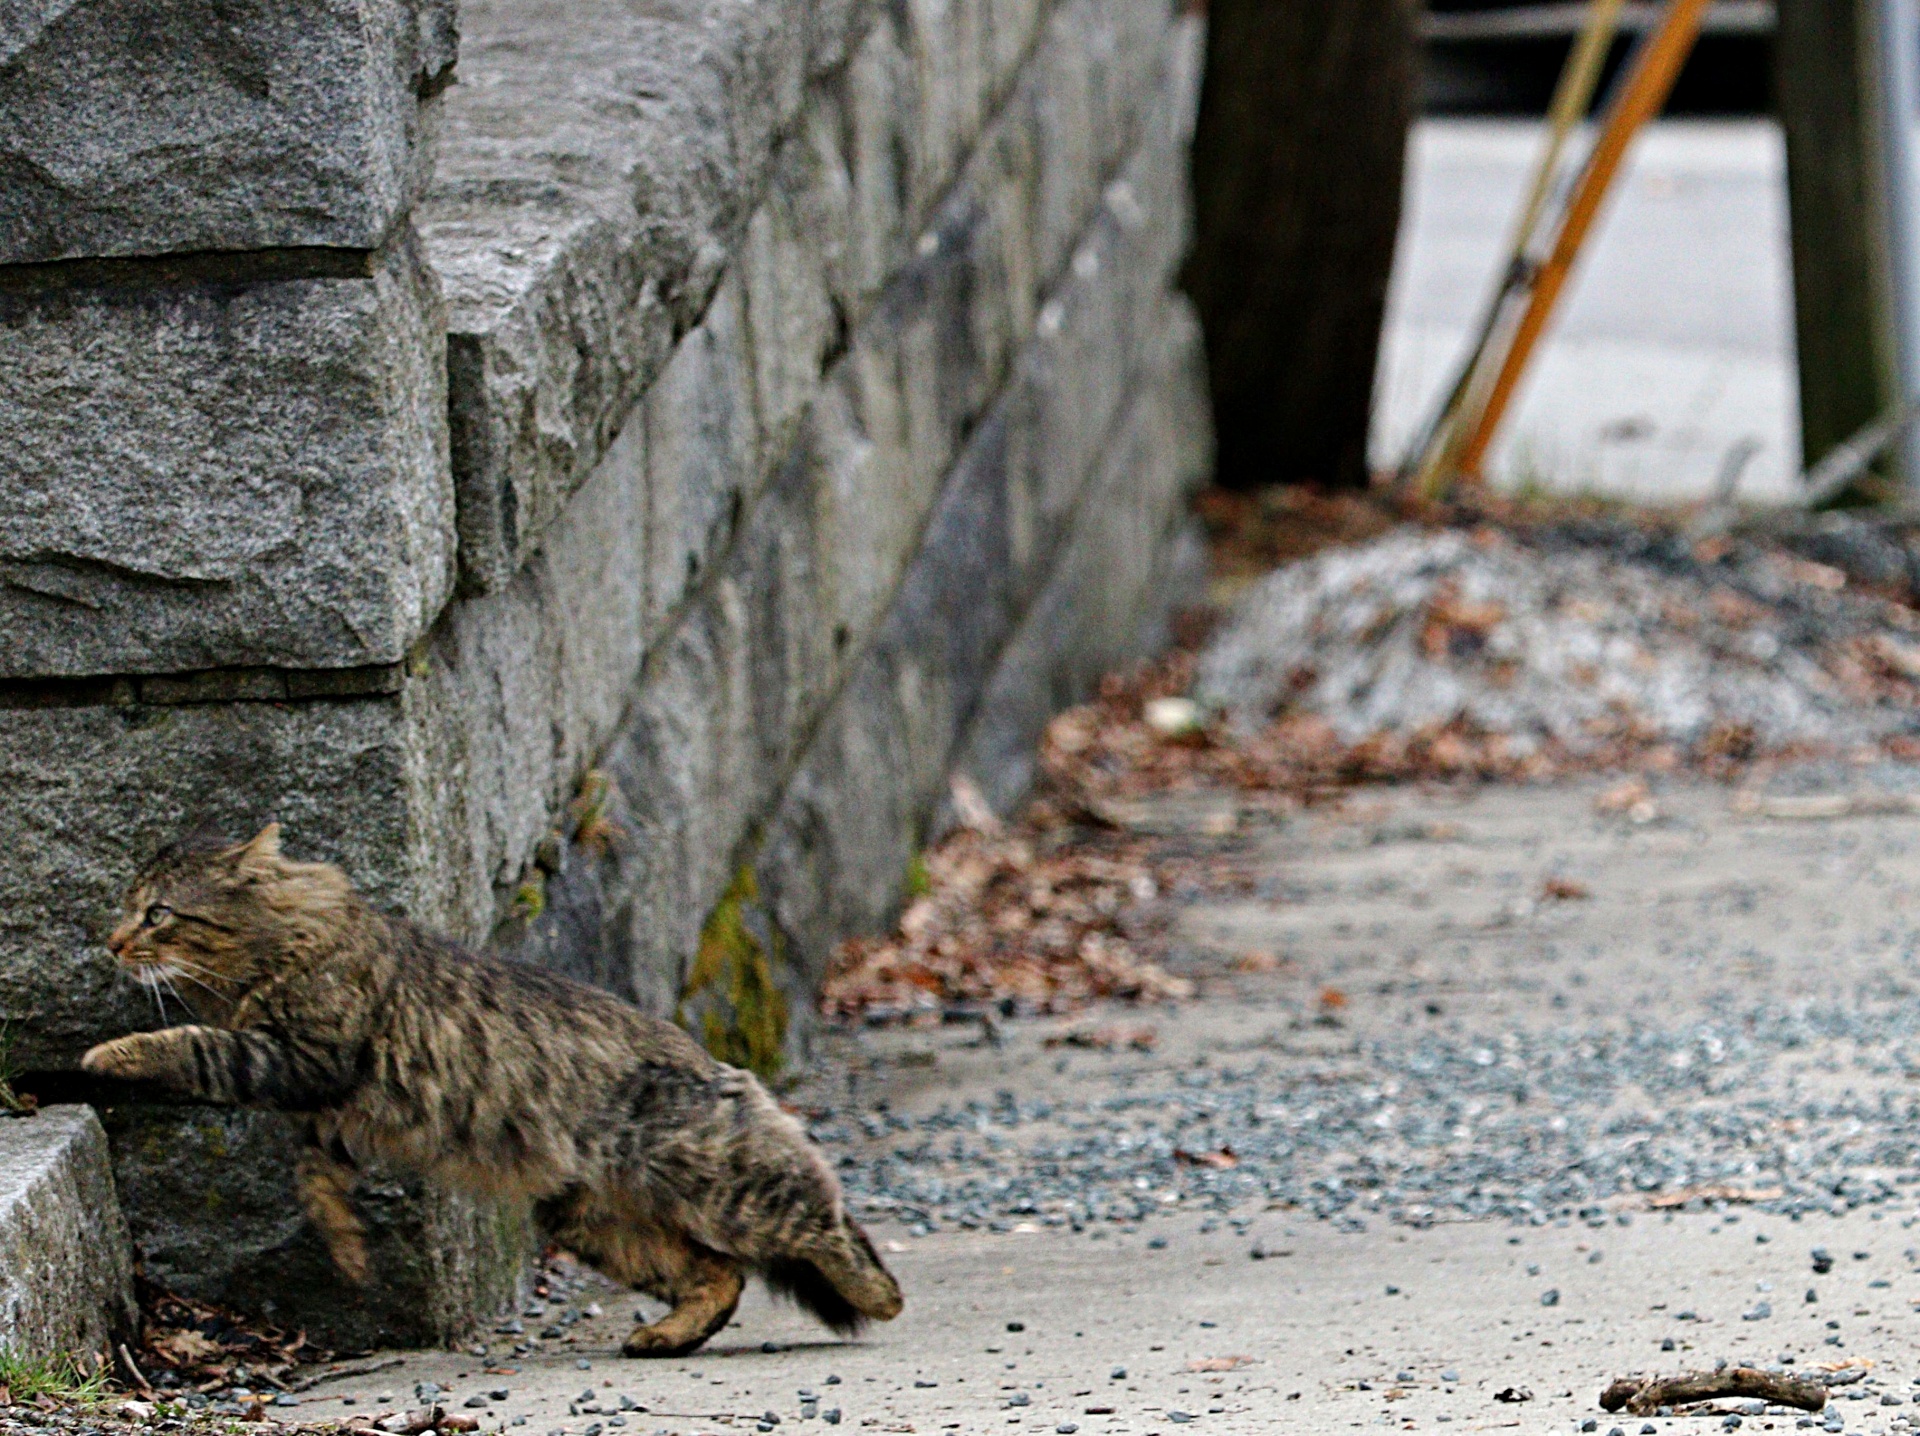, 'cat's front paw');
82,1035,153,1079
